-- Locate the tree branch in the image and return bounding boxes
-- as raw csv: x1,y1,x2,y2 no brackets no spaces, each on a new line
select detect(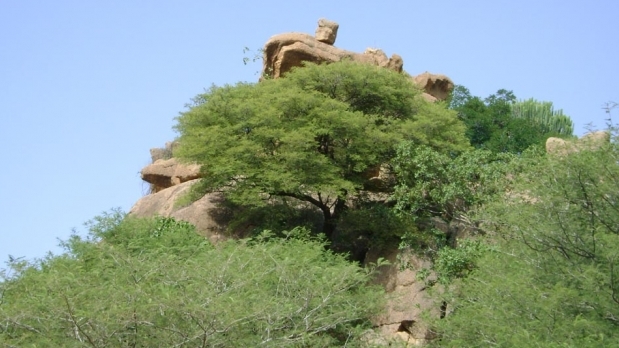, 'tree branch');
62,293,98,347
